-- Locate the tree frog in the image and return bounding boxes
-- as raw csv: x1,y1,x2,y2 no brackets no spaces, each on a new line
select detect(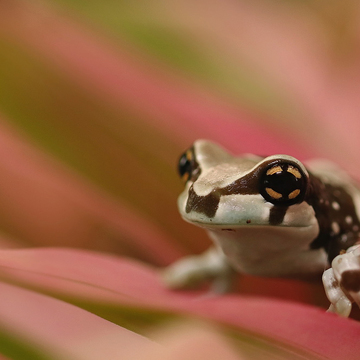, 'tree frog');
163,140,360,316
